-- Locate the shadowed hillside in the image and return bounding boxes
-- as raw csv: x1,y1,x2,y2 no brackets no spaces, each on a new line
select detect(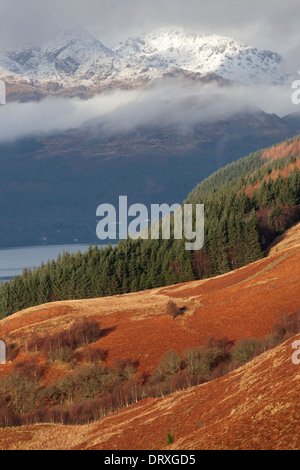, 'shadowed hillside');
1,111,300,248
